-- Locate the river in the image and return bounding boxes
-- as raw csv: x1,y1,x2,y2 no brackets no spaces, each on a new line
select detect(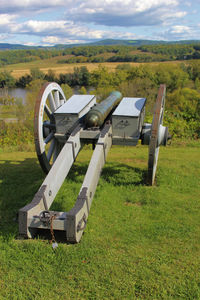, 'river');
8,88,27,104
0,87,27,104
0,88,27,122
